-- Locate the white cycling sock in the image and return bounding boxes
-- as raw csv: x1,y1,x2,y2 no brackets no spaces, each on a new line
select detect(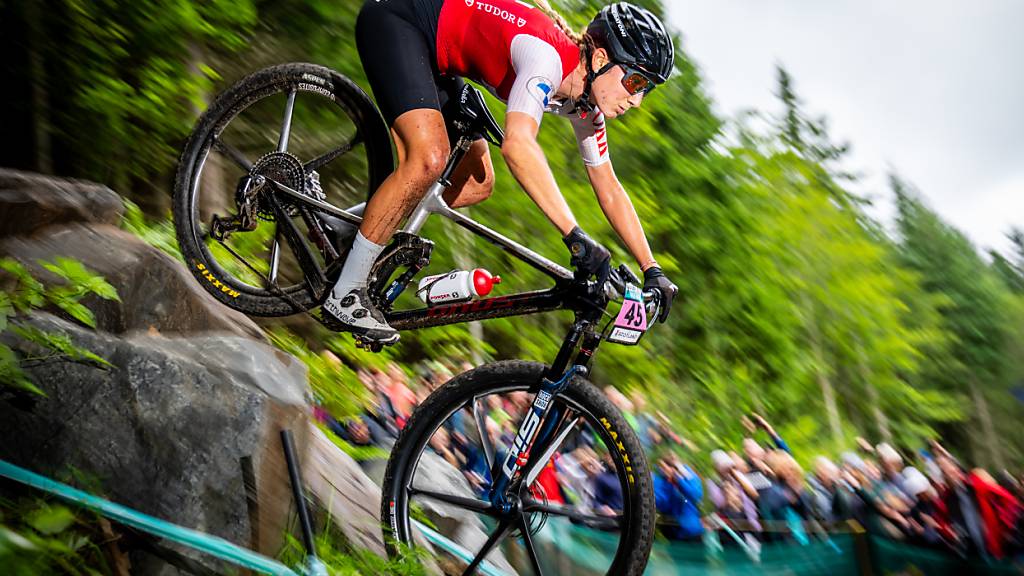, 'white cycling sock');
330,231,385,299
